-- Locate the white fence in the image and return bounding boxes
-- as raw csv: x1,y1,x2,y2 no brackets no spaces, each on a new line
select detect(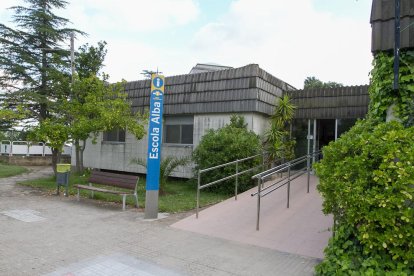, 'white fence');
0,141,72,156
